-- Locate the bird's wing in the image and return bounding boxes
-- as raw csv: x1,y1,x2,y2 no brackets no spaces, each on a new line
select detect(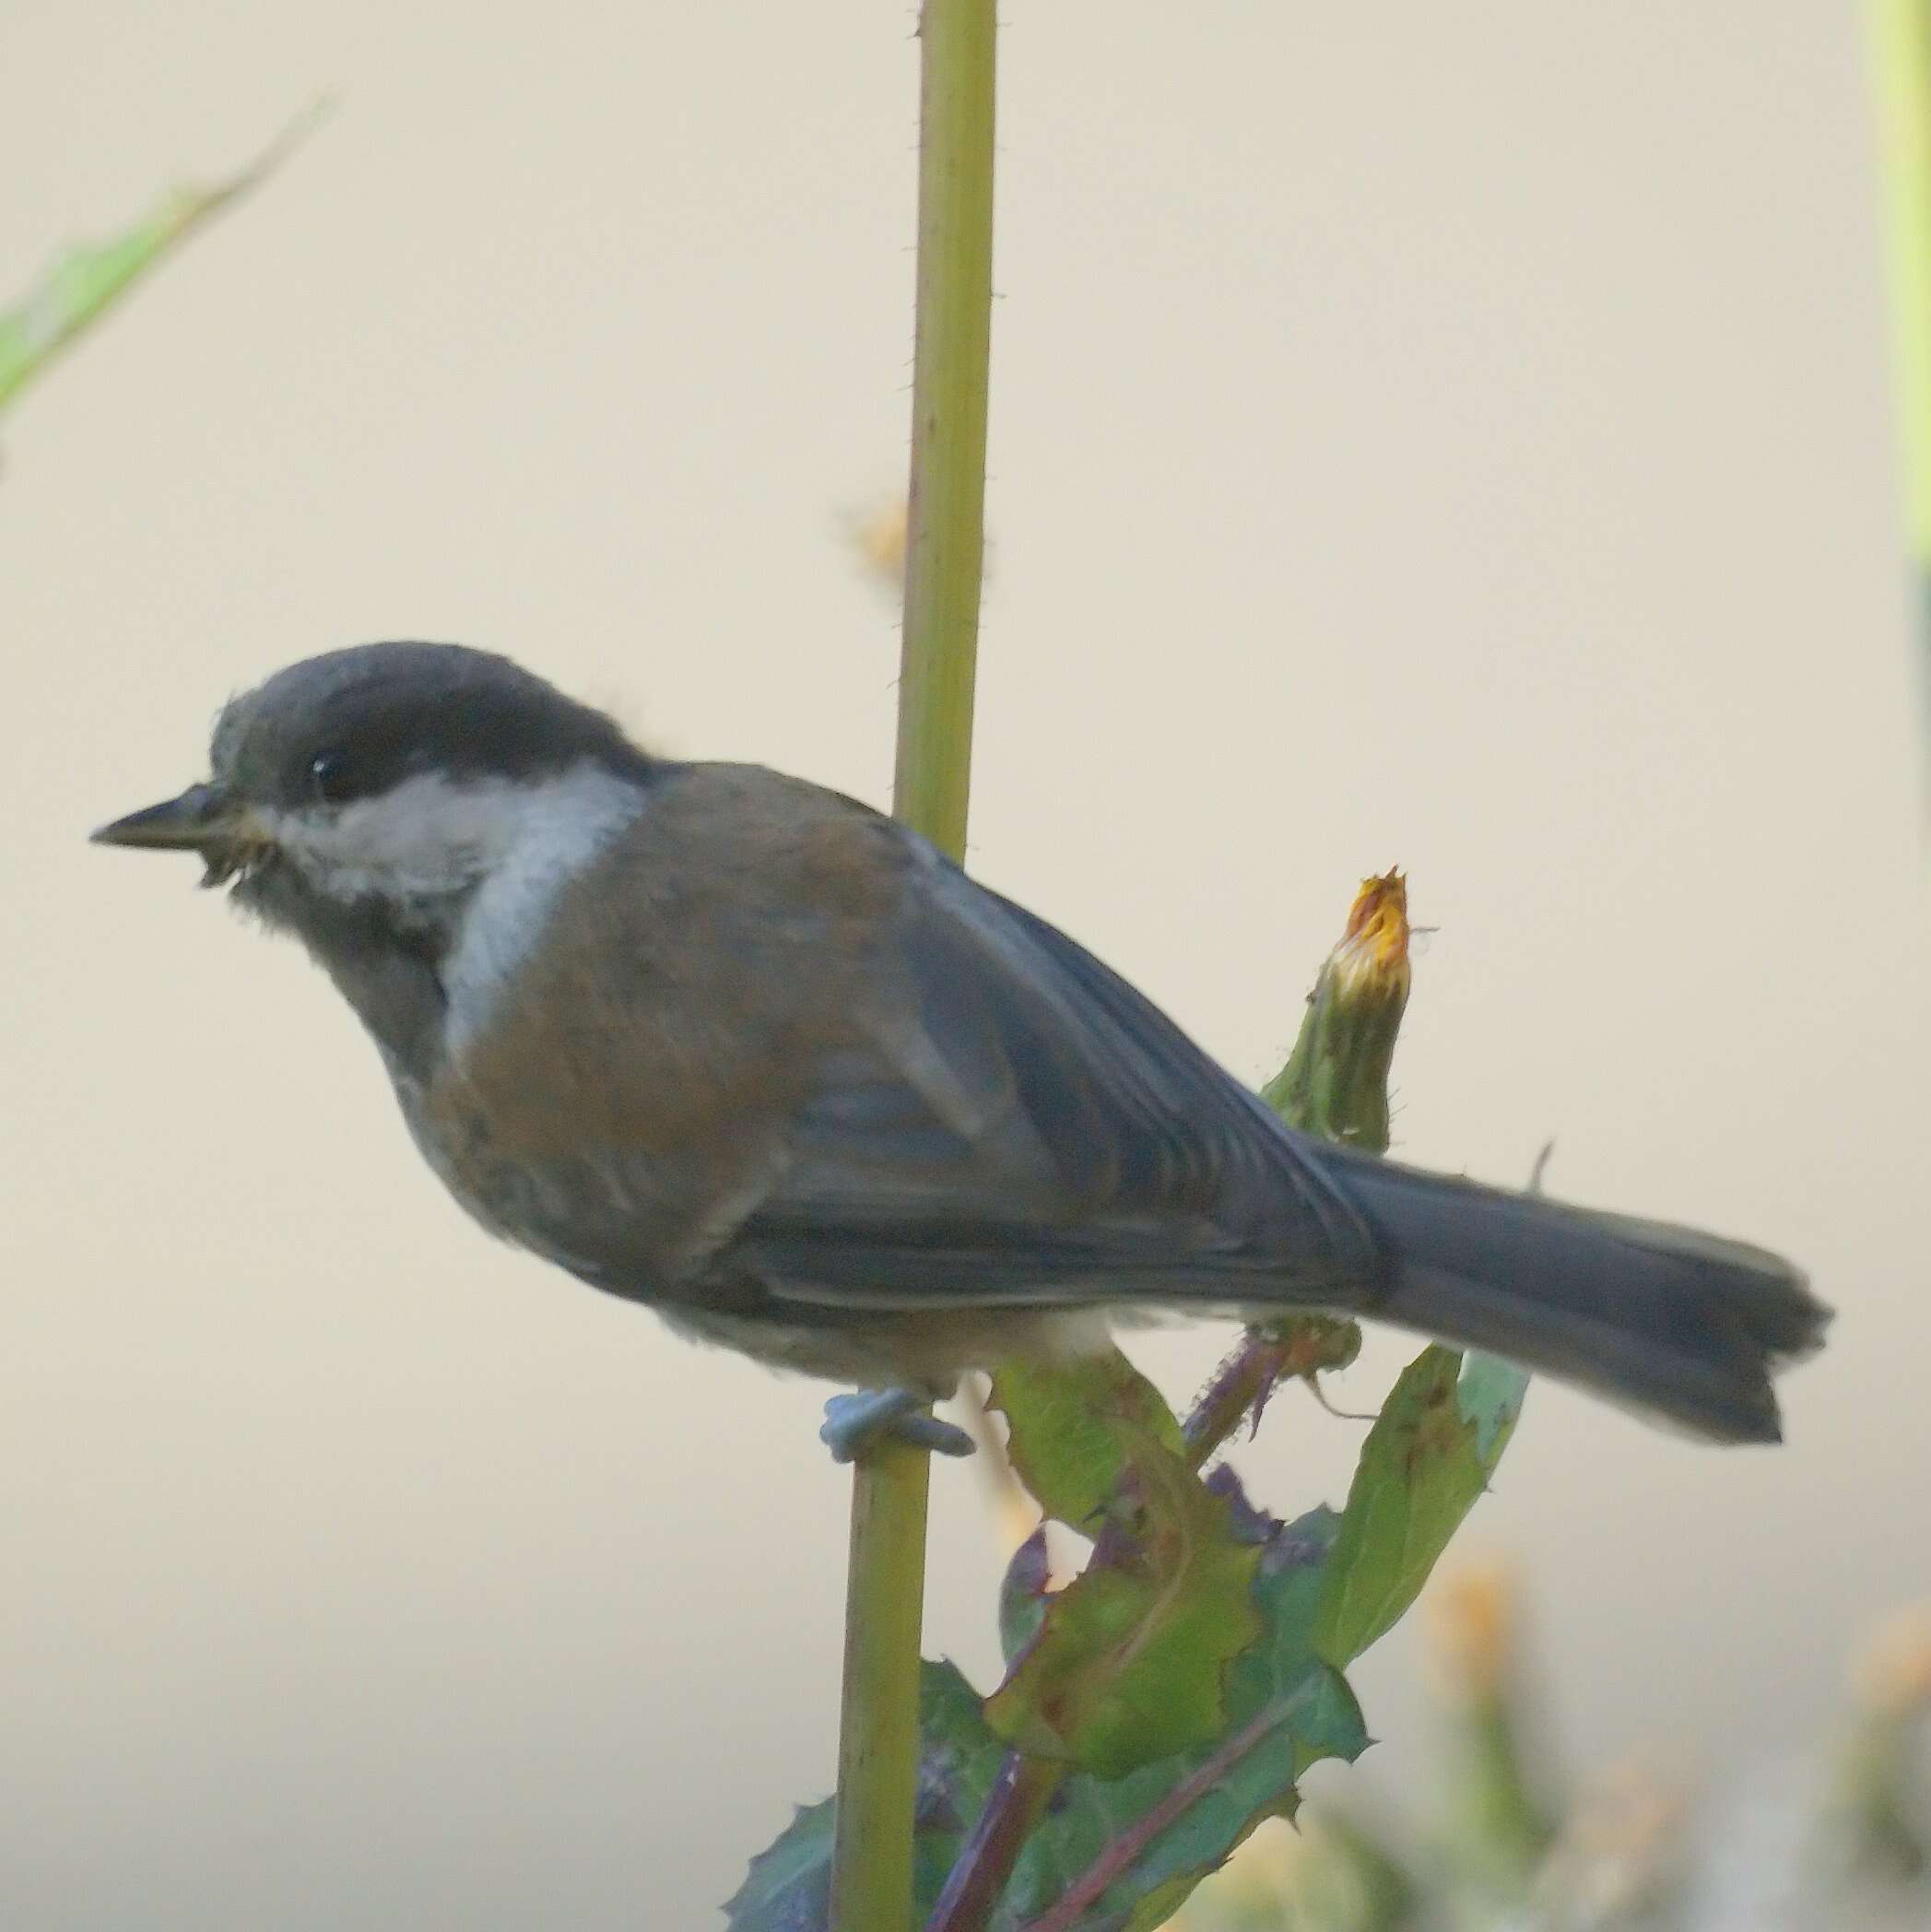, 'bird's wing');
730,839,1383,1311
